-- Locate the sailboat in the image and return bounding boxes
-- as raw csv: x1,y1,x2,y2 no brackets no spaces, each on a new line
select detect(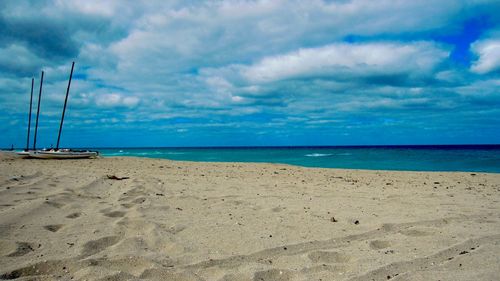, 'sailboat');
17,72,44,158
22,62,98,159
16,77,35,157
